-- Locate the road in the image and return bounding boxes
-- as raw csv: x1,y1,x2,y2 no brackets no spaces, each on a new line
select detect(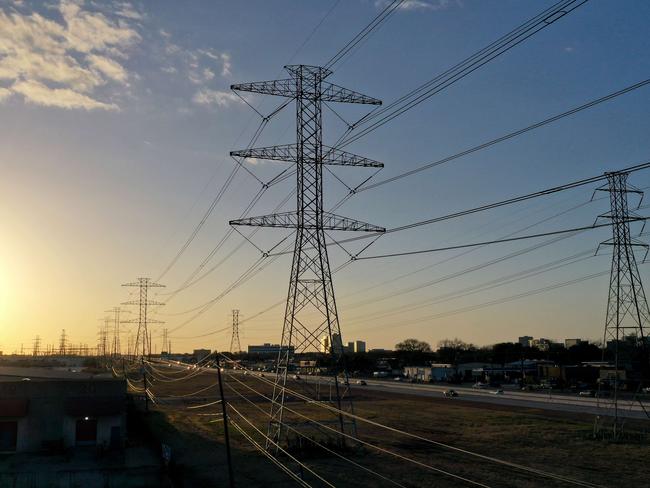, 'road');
154,360,650,420
297,374,650,420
